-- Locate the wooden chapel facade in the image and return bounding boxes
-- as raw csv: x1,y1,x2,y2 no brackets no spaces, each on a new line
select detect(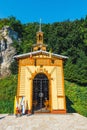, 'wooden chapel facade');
14,27,68,114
